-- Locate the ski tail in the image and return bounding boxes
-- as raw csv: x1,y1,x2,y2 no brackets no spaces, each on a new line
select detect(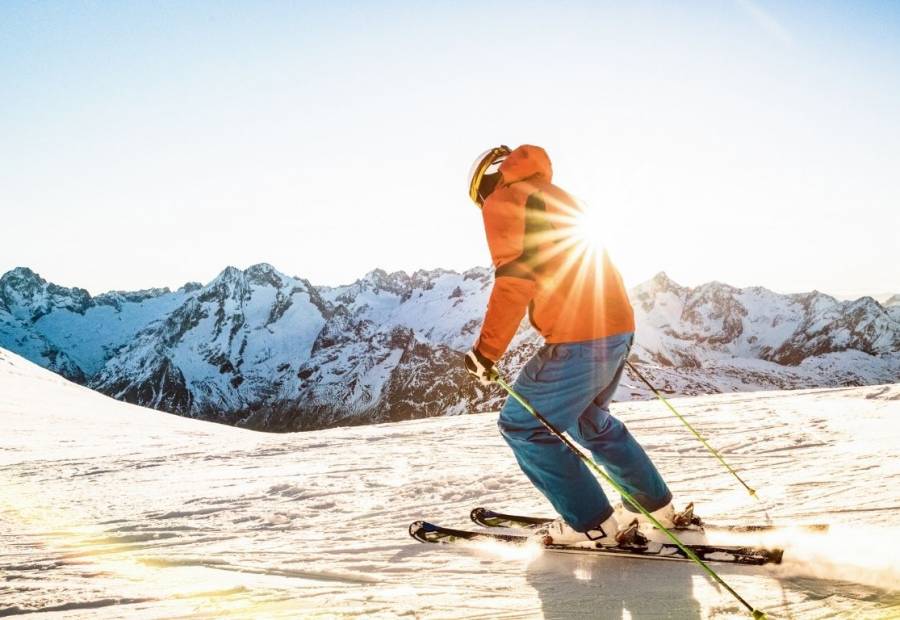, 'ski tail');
410,520,525,545
470,507,552,529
